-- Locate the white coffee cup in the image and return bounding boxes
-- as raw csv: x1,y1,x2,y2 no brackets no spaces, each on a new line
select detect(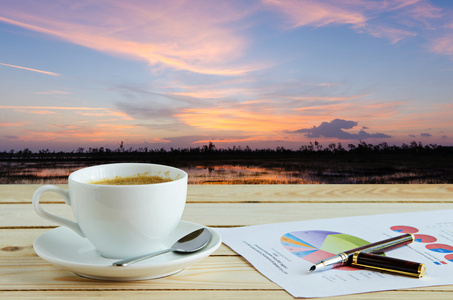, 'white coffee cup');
32,163,188,258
